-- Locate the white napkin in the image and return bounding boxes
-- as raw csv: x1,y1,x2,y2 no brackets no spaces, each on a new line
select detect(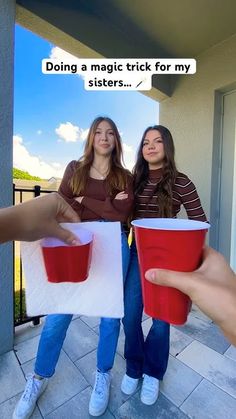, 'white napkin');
21,222,124,318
